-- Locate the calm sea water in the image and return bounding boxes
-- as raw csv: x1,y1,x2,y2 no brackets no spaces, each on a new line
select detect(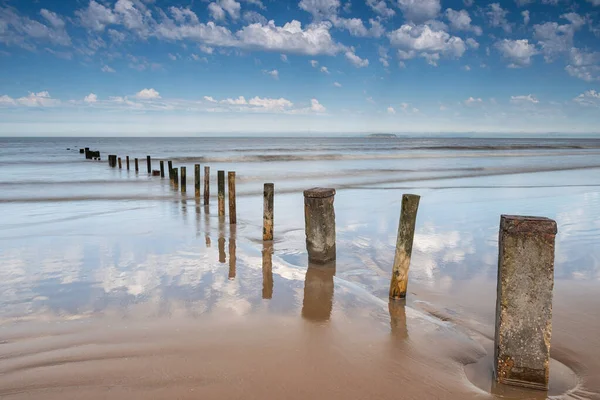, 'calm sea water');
1,136,600,320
